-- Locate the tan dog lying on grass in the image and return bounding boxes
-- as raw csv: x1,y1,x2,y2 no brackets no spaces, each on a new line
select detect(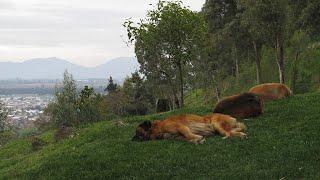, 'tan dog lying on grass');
249,83,292,101
132,113,247,144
